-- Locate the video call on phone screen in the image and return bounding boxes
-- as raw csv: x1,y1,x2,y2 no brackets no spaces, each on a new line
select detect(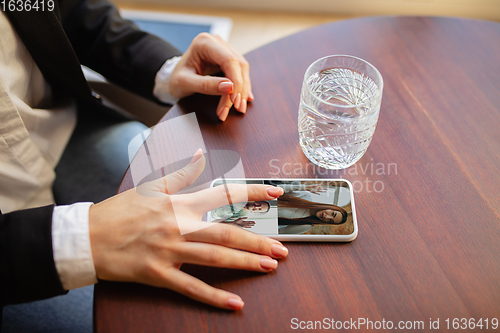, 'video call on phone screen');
209,180,354,236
